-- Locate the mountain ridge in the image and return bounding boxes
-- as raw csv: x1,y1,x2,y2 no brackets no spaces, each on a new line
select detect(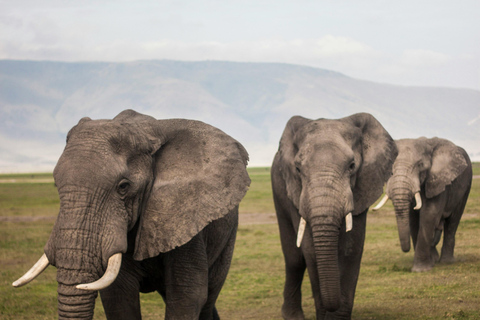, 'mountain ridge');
1,59,479,172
